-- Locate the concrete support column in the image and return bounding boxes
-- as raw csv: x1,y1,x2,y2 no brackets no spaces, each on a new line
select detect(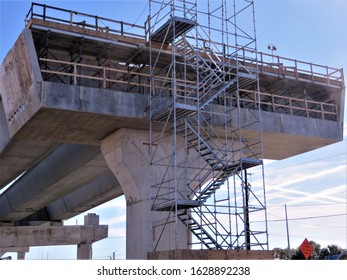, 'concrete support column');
17,252,26,260
76,213,100,260
0,214,107,260
101,128,193,259
77,243,92,260
0,247,29,260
